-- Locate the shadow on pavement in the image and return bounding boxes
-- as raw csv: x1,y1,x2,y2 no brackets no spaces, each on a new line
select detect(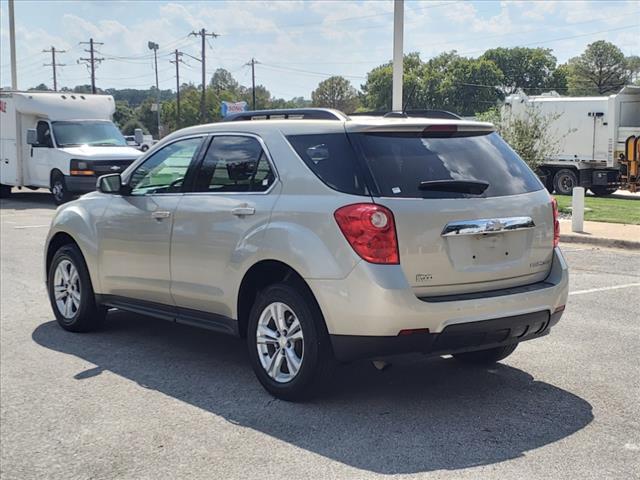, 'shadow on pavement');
0,190,57,210
32,311,593,475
